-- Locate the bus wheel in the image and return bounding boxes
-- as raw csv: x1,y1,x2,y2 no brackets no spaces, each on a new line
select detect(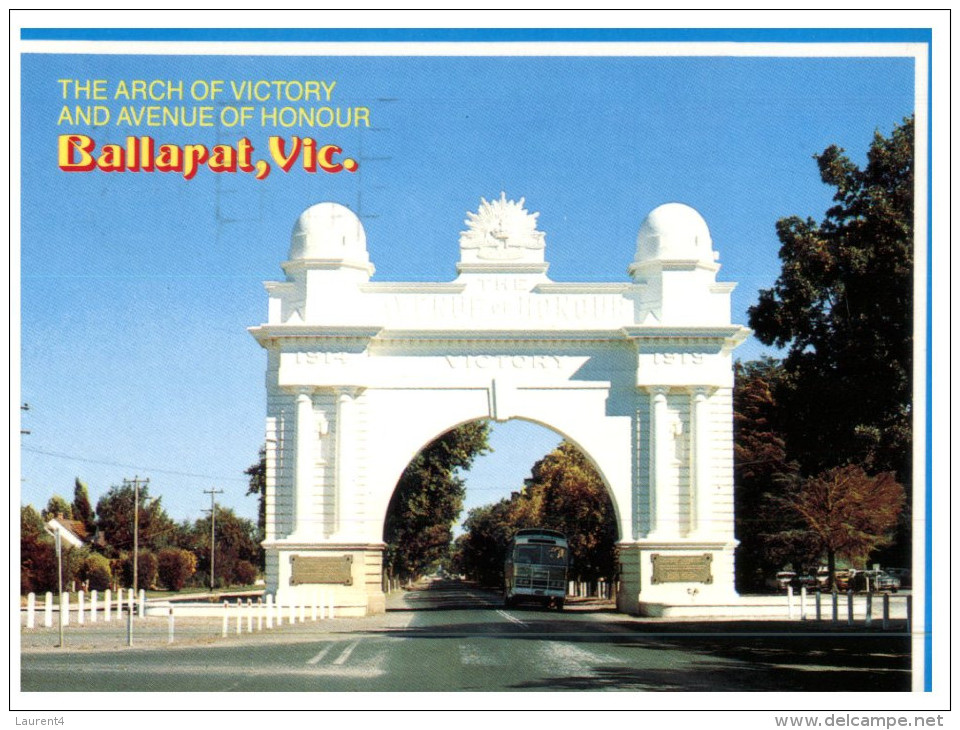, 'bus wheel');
504,595,515,608
555,598,565,611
